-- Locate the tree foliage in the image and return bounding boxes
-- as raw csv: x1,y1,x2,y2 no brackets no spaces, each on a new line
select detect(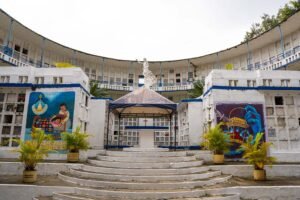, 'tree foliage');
202,123,231,155
243,0,300,41
90,81,109,98
61,126,89,153
188,80,205,98
14,128,53,171
239,133,276,170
